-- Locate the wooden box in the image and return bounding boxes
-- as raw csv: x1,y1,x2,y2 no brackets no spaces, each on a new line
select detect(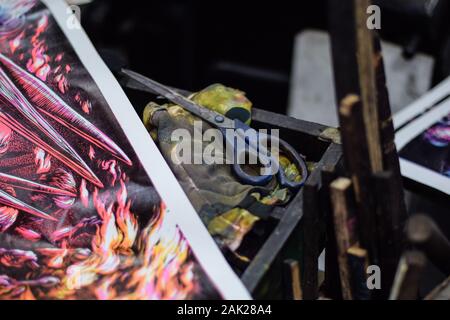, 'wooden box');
123,86,342,299
245,108,342,299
